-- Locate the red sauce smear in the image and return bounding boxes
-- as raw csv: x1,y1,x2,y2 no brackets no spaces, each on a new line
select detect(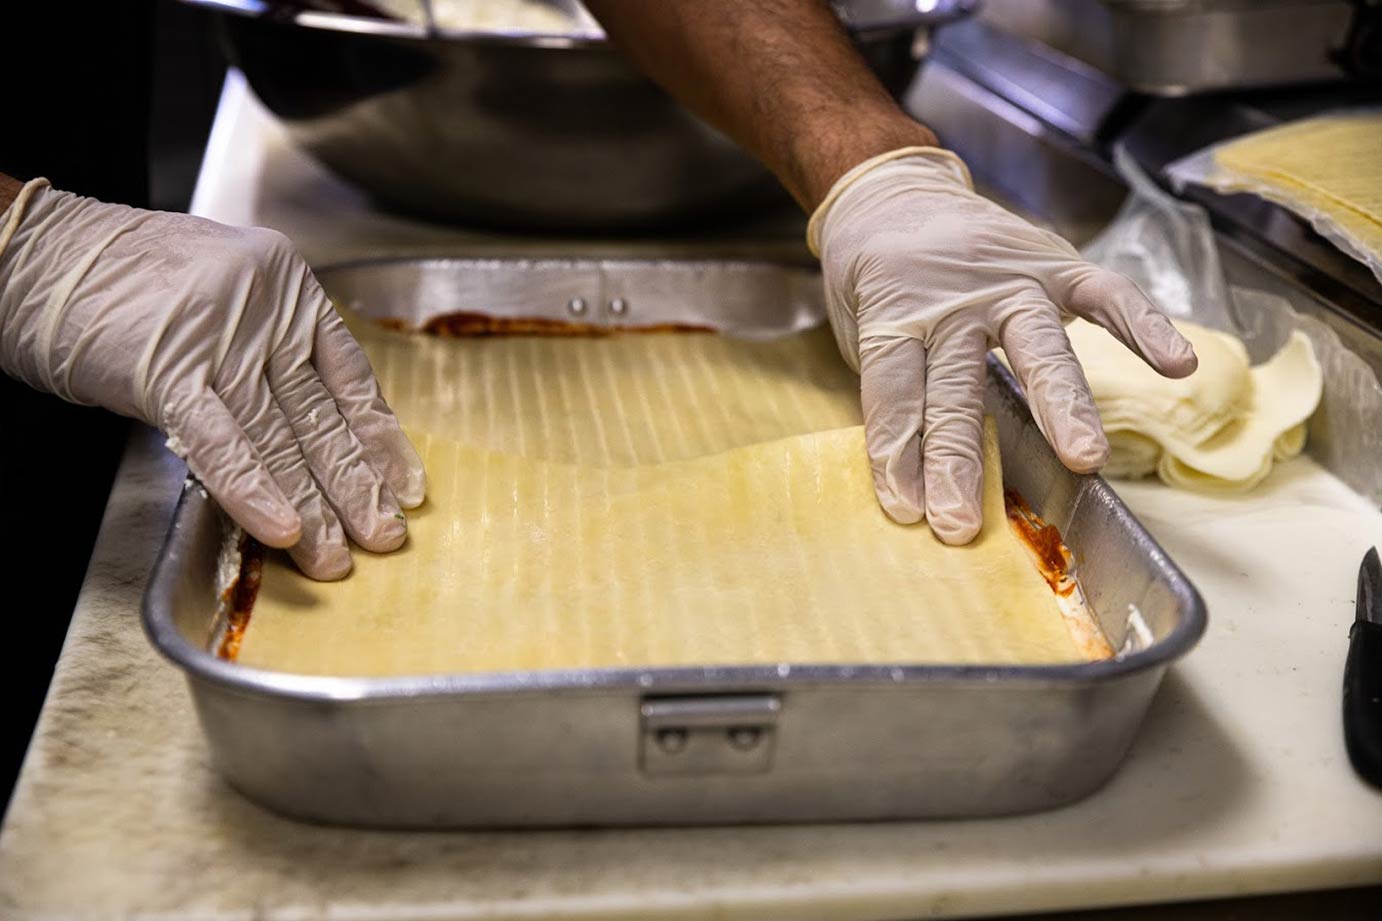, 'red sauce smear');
216,537,264,661
378,312,713,338
1004,489,1077,597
